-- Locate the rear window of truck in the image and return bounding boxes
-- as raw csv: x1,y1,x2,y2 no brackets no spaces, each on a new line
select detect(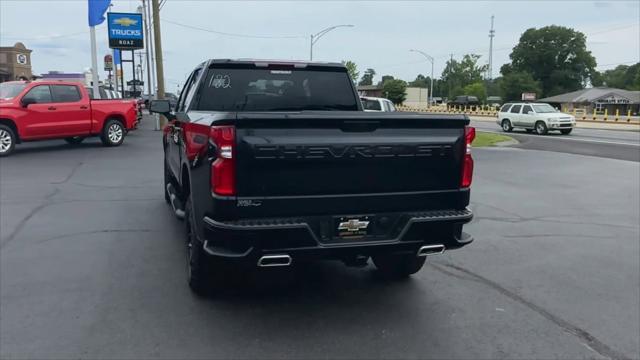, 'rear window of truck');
196,67,358,112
